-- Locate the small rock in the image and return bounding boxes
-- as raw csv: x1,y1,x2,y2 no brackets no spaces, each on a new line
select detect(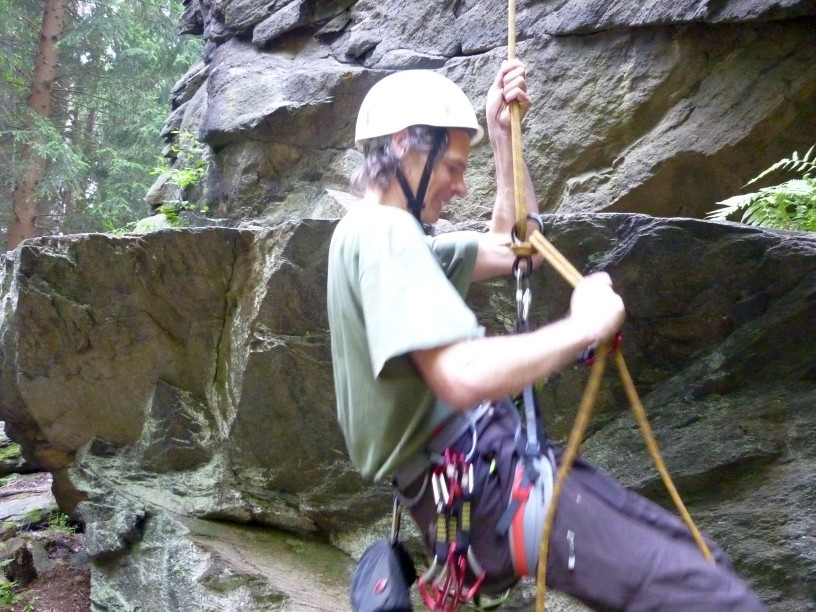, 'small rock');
3,539,37,587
